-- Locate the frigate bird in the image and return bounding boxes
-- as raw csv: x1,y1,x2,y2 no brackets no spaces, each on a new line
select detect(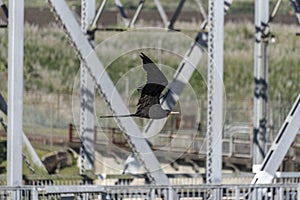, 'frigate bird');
99,52,179,119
